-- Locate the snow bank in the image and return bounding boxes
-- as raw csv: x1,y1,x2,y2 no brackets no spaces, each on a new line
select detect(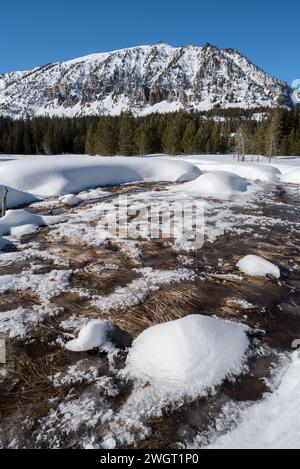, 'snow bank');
125,315,249,398
237,255,280,279
281,168,300,184
175,156,281,182
0,185,39,208
0,155,200,208
176,171,251,198
0,209,66,237
204,353,300,449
